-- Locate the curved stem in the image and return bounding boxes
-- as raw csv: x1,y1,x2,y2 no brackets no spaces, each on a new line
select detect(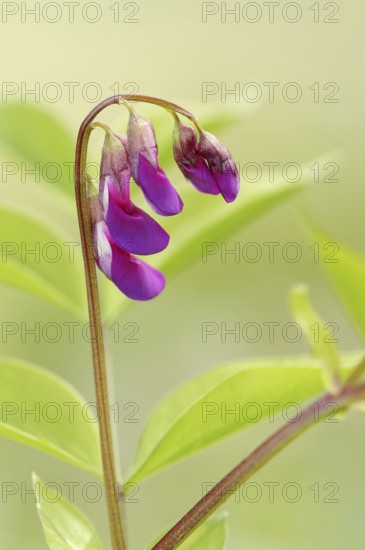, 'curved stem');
118,94,197,122
152,382,365,550
74,96,126,550
74,93,200,549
